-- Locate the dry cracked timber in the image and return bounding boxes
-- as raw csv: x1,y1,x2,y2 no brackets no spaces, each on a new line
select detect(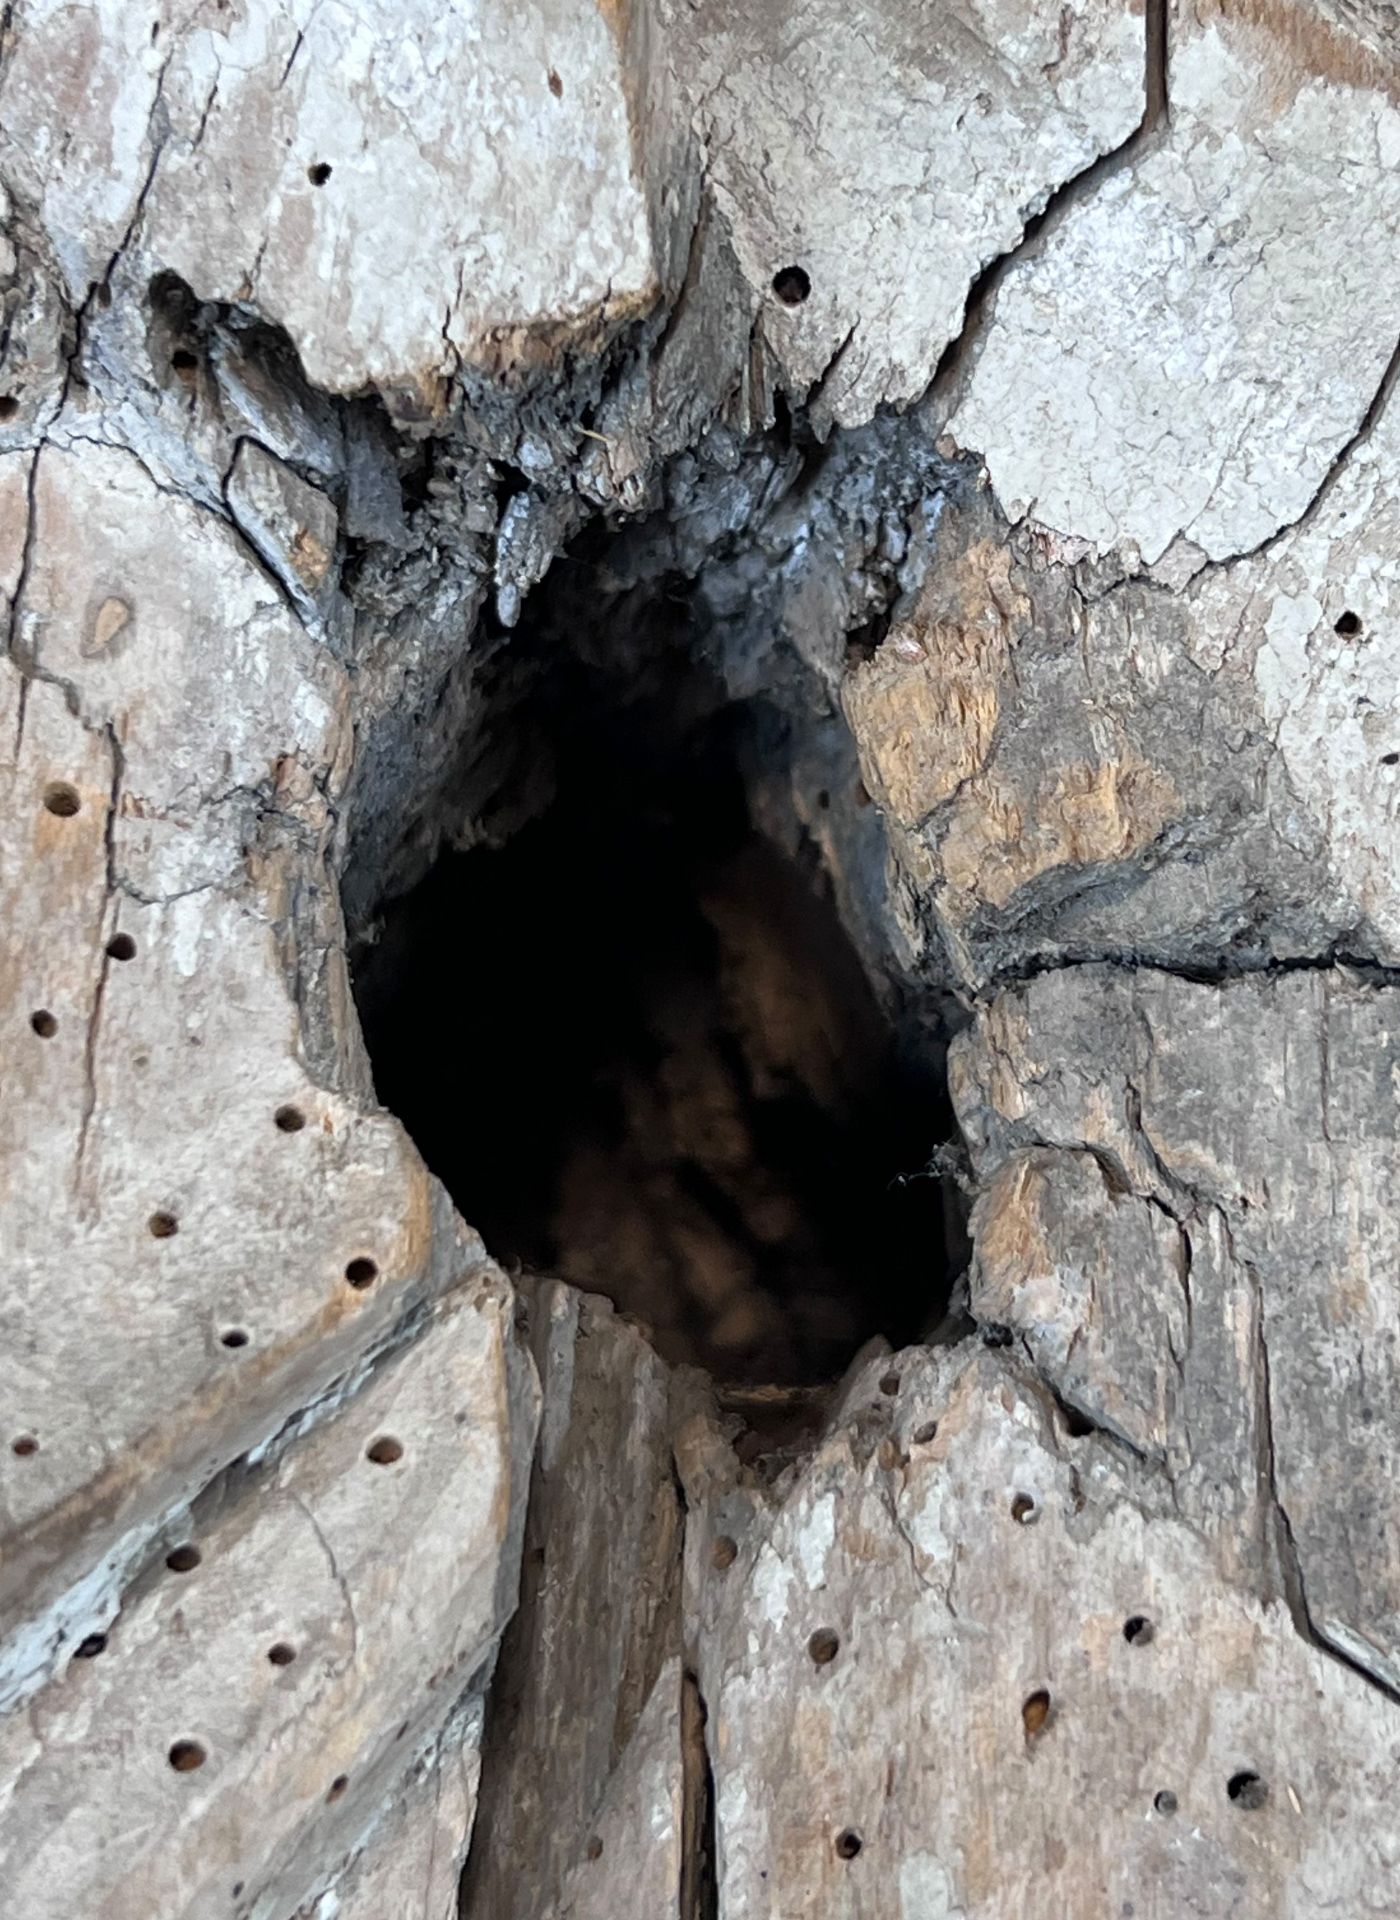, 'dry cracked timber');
3,2,1400,1916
